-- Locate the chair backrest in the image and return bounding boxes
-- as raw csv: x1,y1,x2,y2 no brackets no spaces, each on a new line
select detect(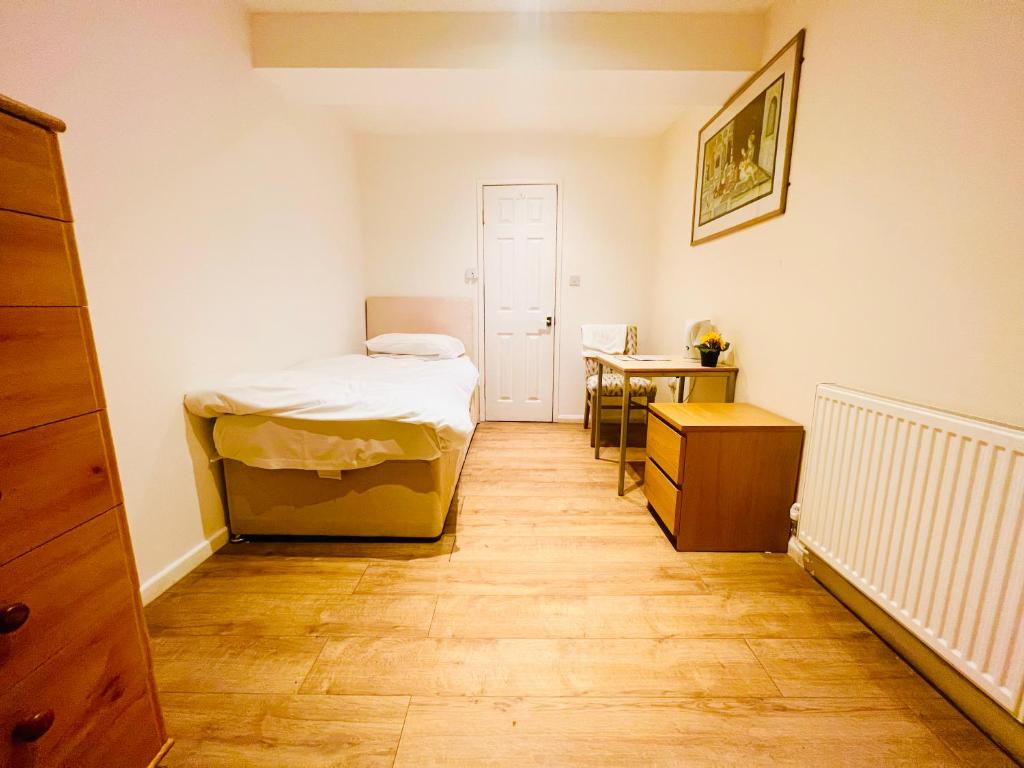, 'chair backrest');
584,325,638,378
